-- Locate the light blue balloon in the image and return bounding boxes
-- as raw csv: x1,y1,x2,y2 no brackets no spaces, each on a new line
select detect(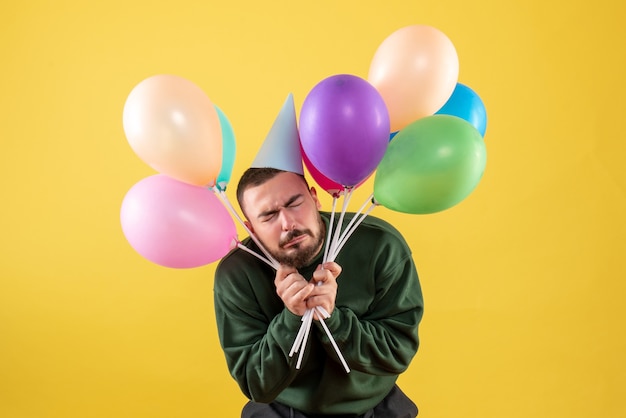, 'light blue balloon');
436,83,487,137
215,105,236,190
